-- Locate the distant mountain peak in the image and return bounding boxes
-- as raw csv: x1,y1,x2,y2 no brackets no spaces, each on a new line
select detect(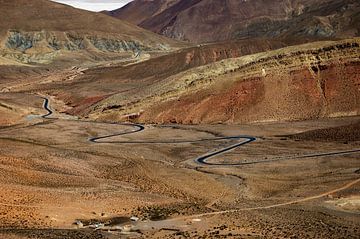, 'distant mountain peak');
107,0,360,43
